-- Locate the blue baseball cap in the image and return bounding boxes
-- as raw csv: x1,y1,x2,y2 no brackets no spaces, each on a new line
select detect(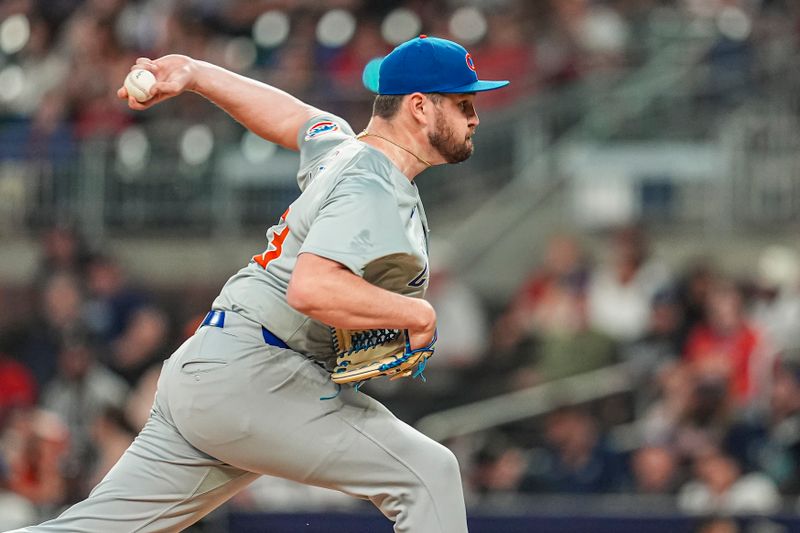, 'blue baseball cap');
362,35,509,95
